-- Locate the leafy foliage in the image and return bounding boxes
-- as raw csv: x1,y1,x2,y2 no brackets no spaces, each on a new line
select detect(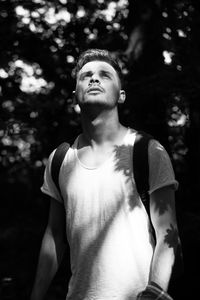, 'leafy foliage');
0,0,200,298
